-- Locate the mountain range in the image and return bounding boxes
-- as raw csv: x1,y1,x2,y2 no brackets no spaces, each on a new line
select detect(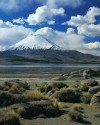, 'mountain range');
0,33,100,64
